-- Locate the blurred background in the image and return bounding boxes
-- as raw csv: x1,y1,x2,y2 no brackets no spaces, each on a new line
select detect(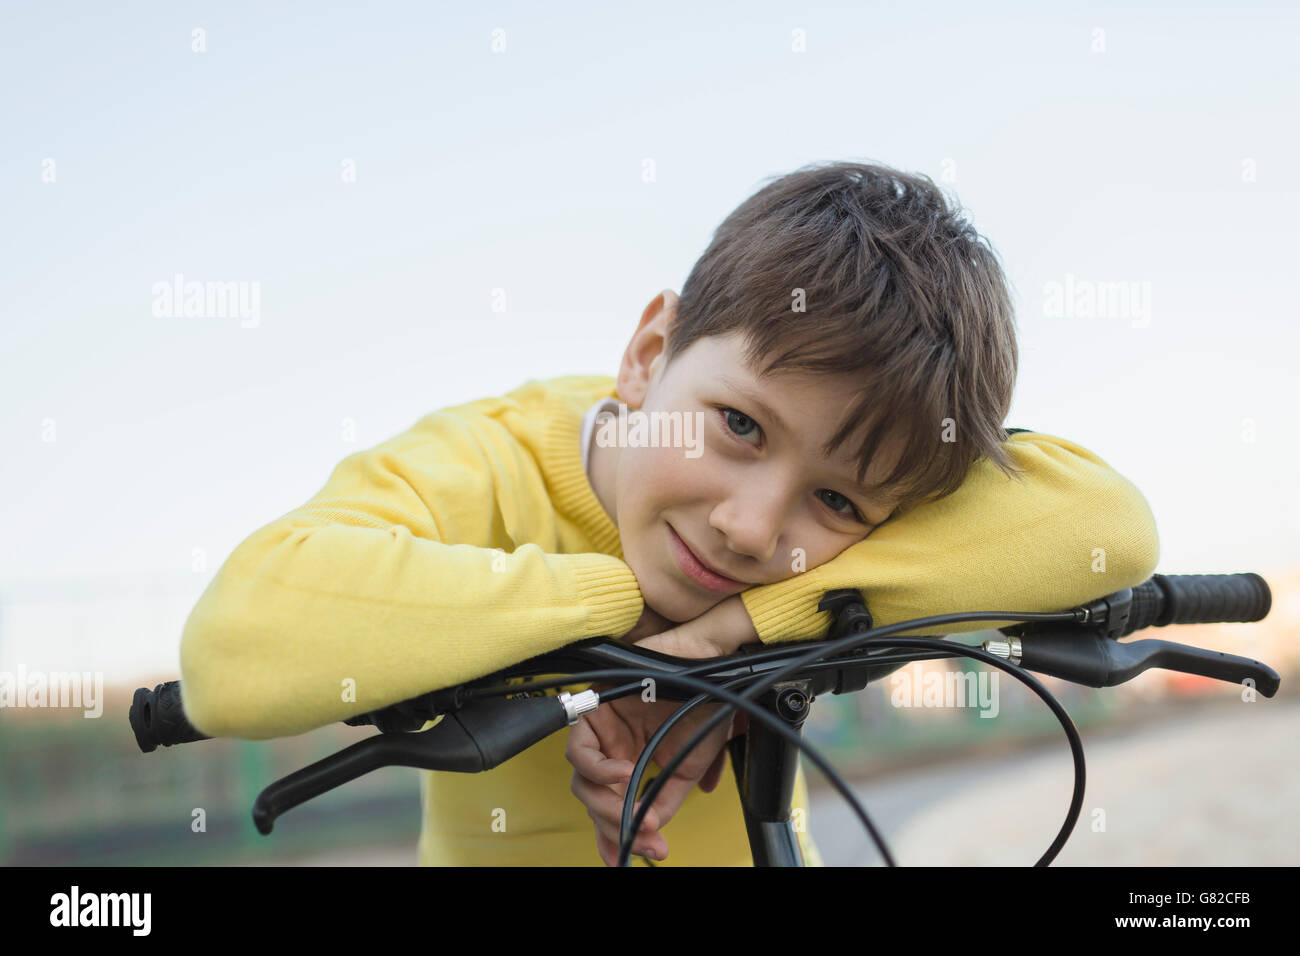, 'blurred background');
2,0,1296,865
